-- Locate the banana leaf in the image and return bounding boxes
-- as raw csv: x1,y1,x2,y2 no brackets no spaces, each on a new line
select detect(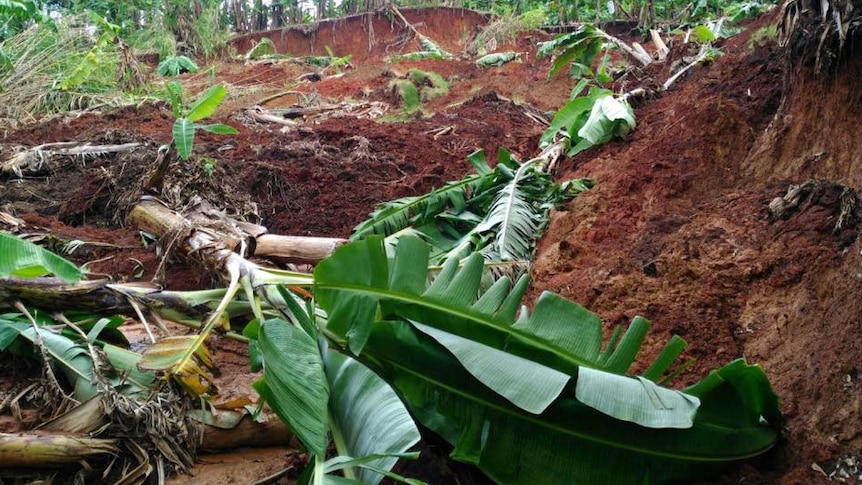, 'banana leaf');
314,236,781,484
0,231,84,282
325,351,420,485
474,160,550,261
350,150,502,241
